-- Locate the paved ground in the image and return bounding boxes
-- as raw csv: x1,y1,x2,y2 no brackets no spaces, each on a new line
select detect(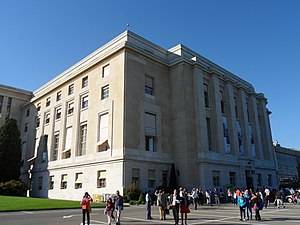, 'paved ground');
1,203,299,225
